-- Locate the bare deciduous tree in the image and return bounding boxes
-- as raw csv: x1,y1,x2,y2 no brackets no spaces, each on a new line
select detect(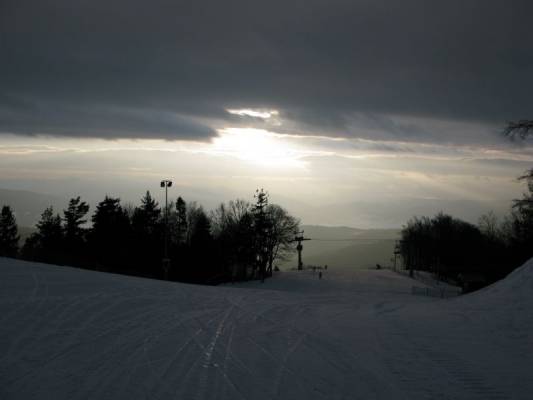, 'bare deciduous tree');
504,120,533,140
265,204,300,276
